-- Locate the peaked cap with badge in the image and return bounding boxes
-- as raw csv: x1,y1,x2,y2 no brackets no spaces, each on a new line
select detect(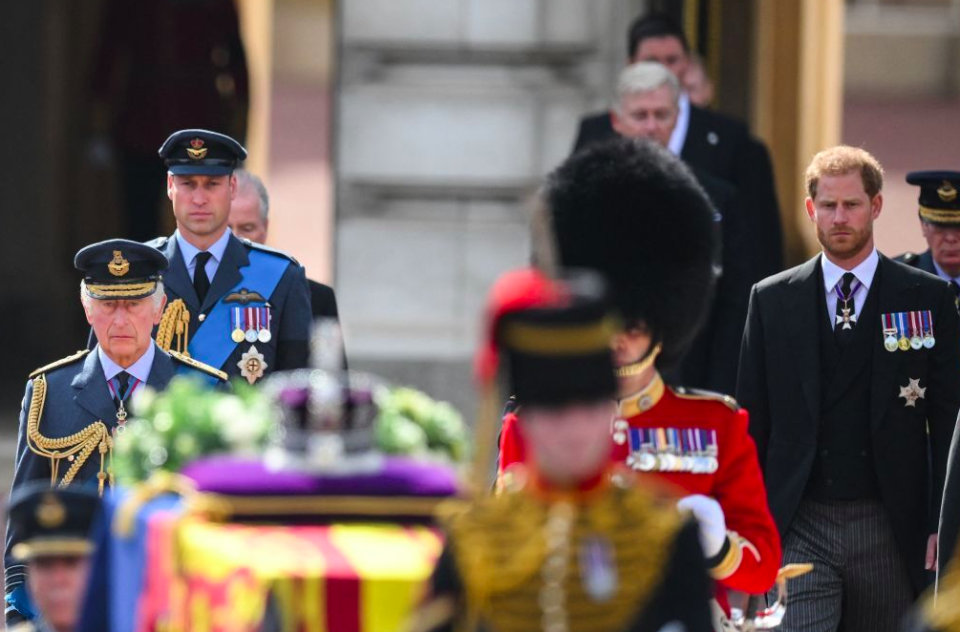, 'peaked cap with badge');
159,128,247,176
75,239,168,300
8,483,101,563
907,170,960,227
